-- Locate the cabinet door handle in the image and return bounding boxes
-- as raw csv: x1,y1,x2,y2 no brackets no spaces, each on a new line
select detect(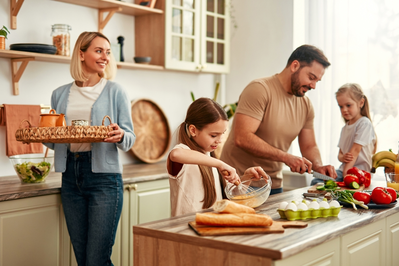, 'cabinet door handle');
126,184,138,191
195,65,202,71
